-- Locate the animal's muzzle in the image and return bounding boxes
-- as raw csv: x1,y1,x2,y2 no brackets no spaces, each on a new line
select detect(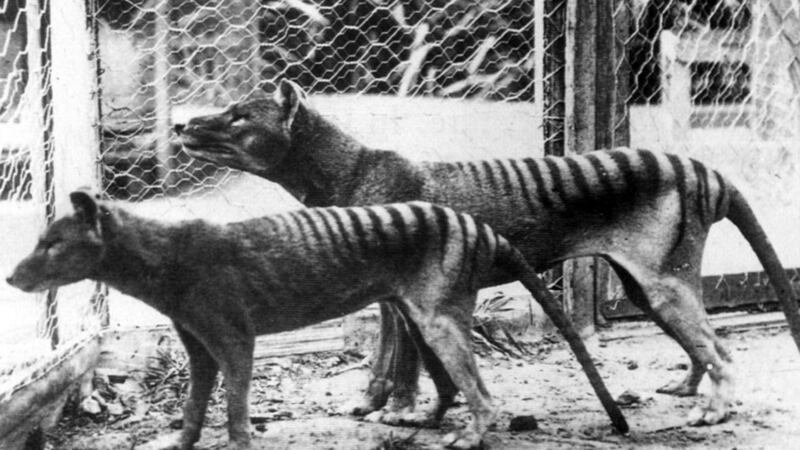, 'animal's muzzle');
174,123,185,135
